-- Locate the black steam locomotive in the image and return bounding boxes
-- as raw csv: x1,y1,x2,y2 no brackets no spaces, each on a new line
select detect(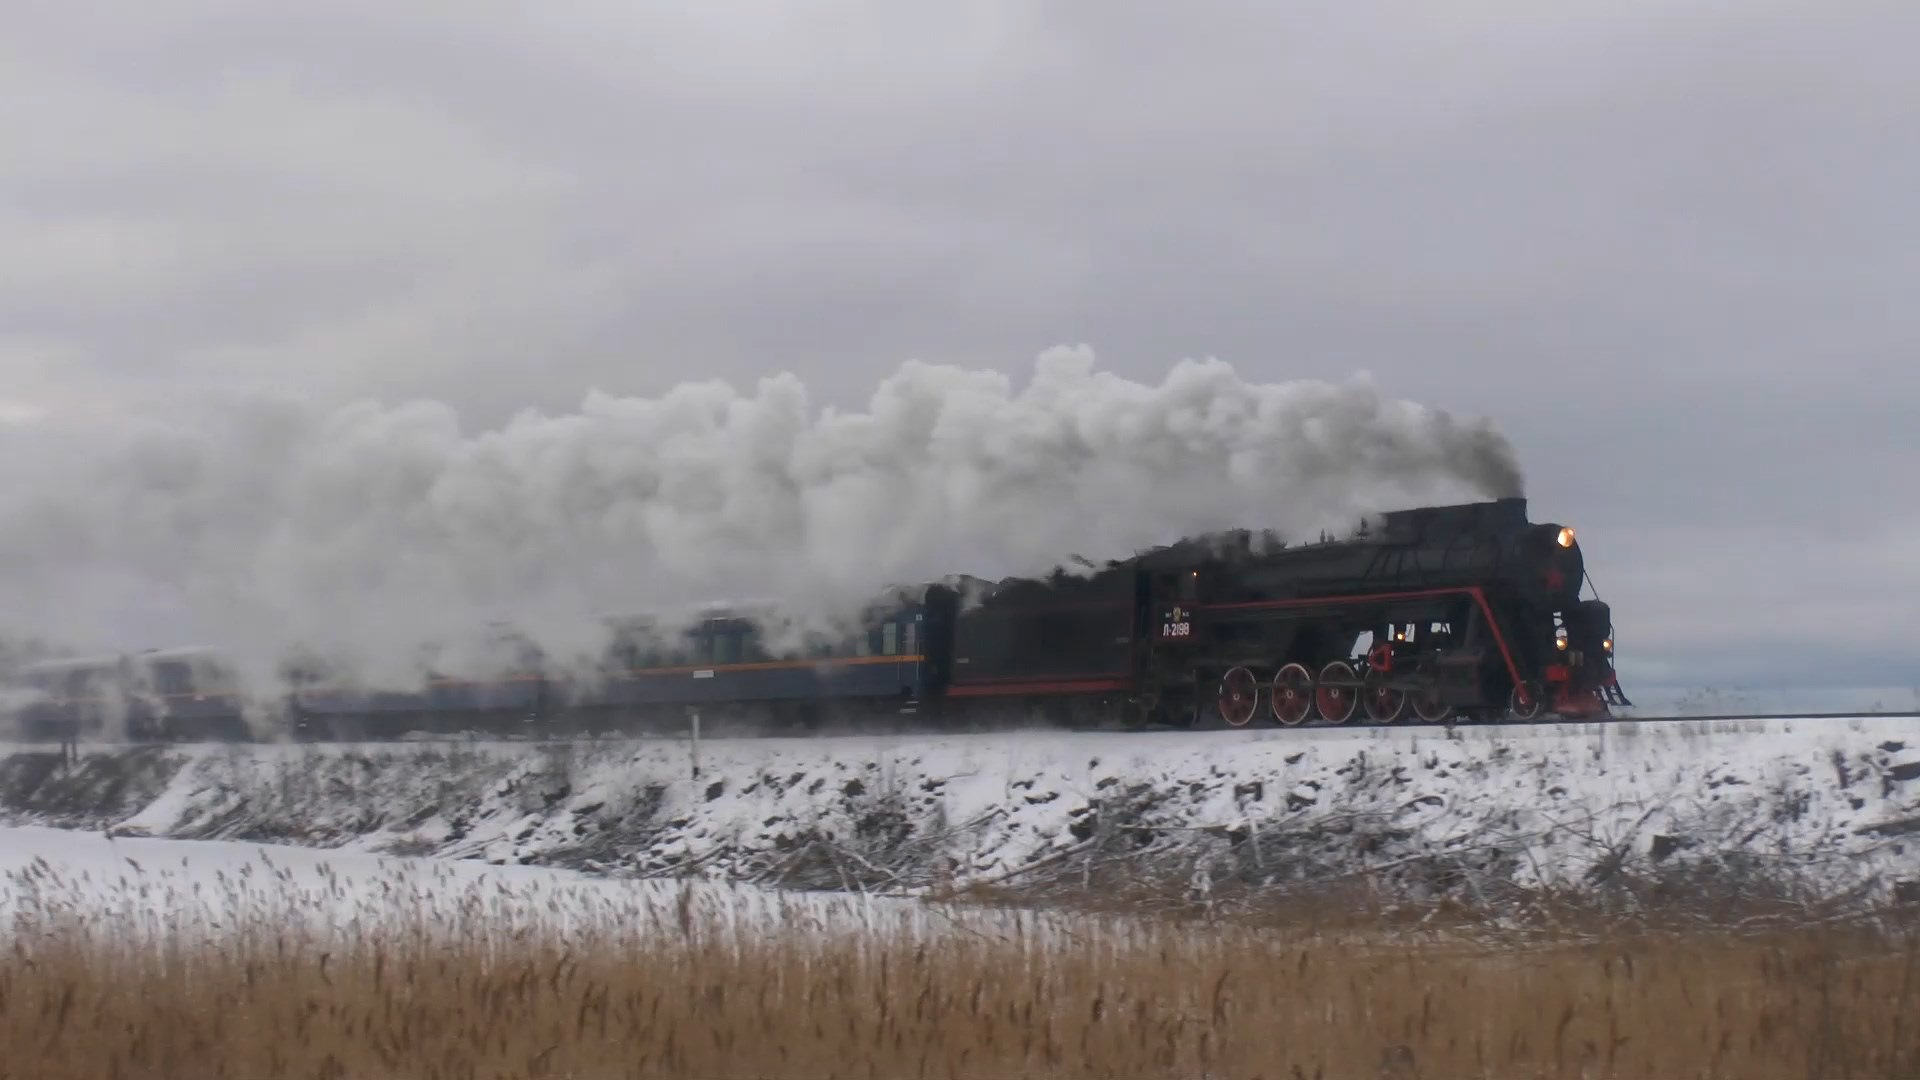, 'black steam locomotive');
946,495,1625,728
1,497,1626,741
